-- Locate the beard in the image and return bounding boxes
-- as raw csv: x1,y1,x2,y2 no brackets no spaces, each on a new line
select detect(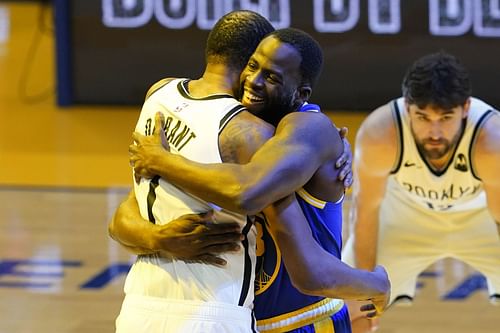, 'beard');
413,121,464,161
242,89,296,127
415,138,451,159
261,95,295,126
